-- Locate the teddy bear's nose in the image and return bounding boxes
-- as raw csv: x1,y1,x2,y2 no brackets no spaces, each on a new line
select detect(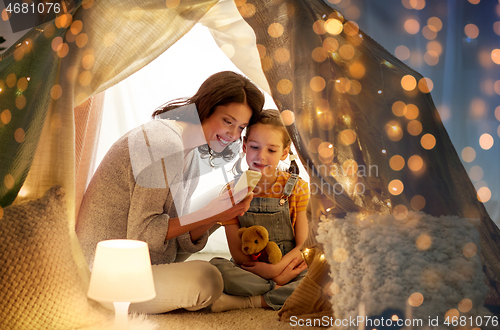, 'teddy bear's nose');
243,247,249,252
